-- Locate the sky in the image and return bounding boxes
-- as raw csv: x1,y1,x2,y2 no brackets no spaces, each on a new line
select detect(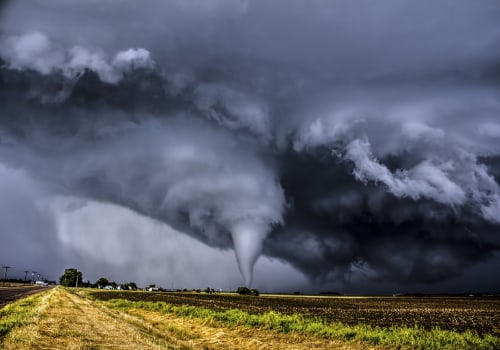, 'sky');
0,0,499,294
